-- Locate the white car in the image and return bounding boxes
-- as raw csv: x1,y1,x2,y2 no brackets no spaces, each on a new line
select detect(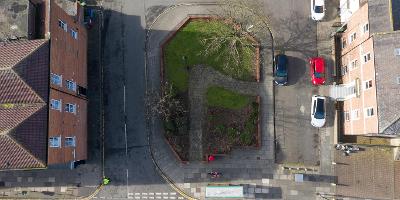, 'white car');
311,0,325,21
311,95,326,128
